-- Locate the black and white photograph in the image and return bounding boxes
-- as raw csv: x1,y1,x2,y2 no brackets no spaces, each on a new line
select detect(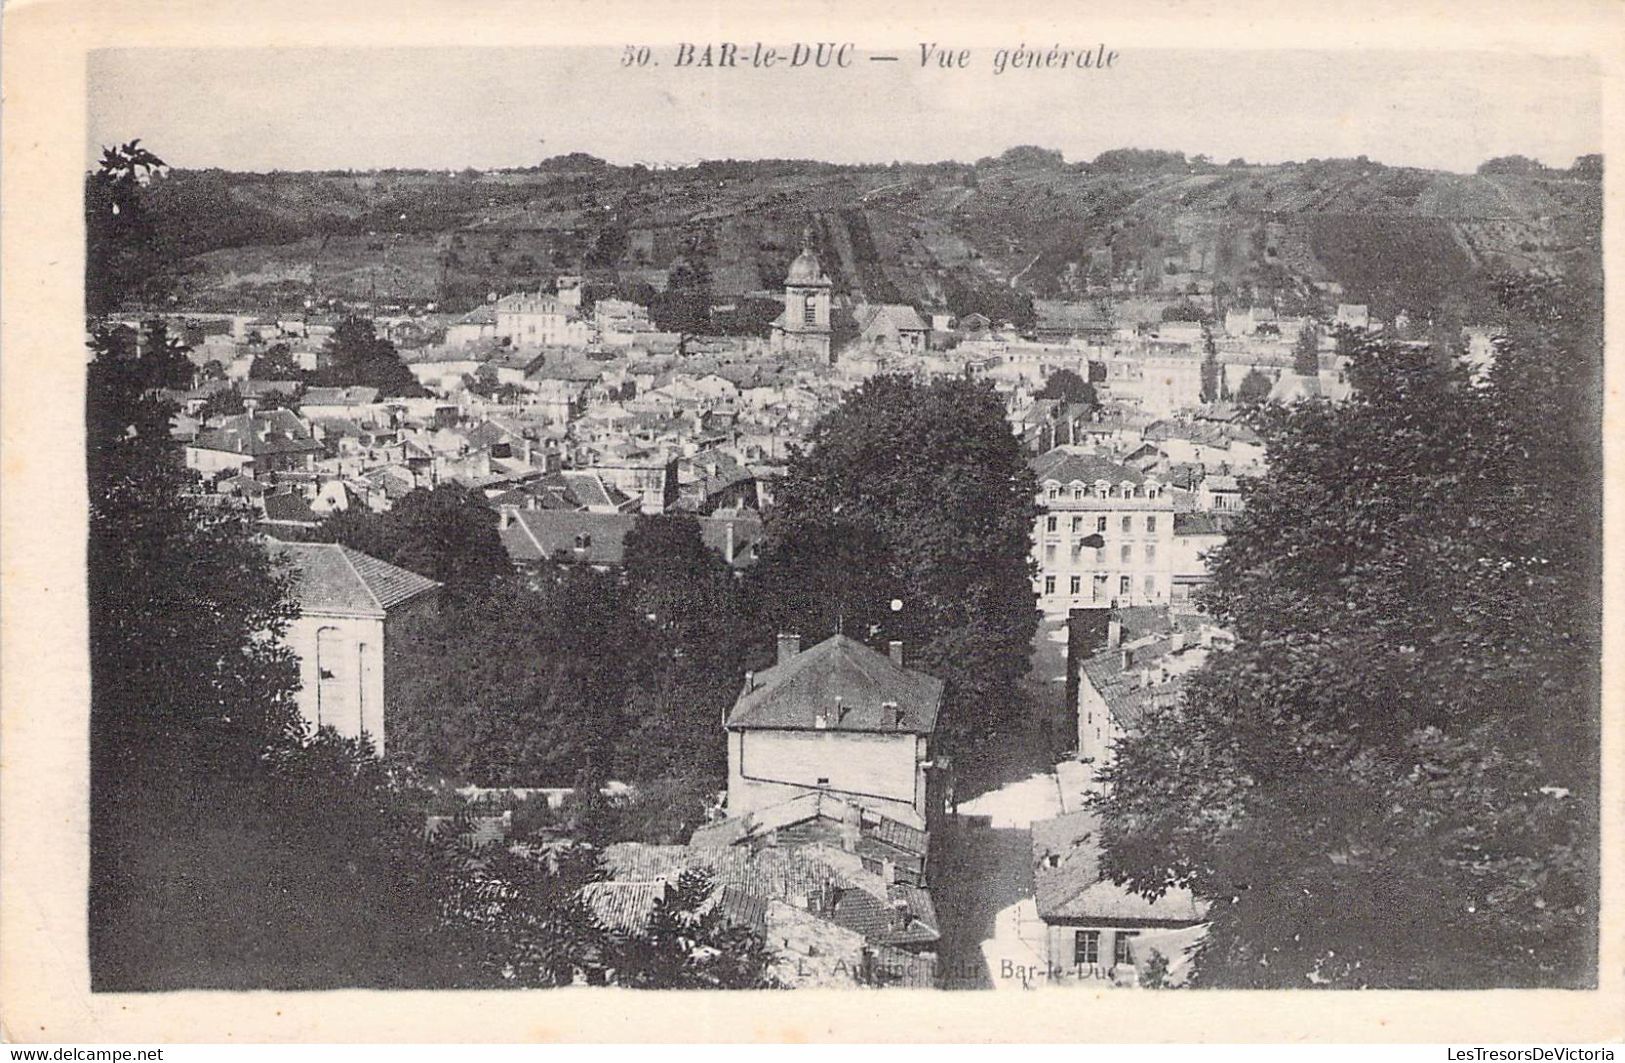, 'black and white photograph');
1,0,1620,1046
